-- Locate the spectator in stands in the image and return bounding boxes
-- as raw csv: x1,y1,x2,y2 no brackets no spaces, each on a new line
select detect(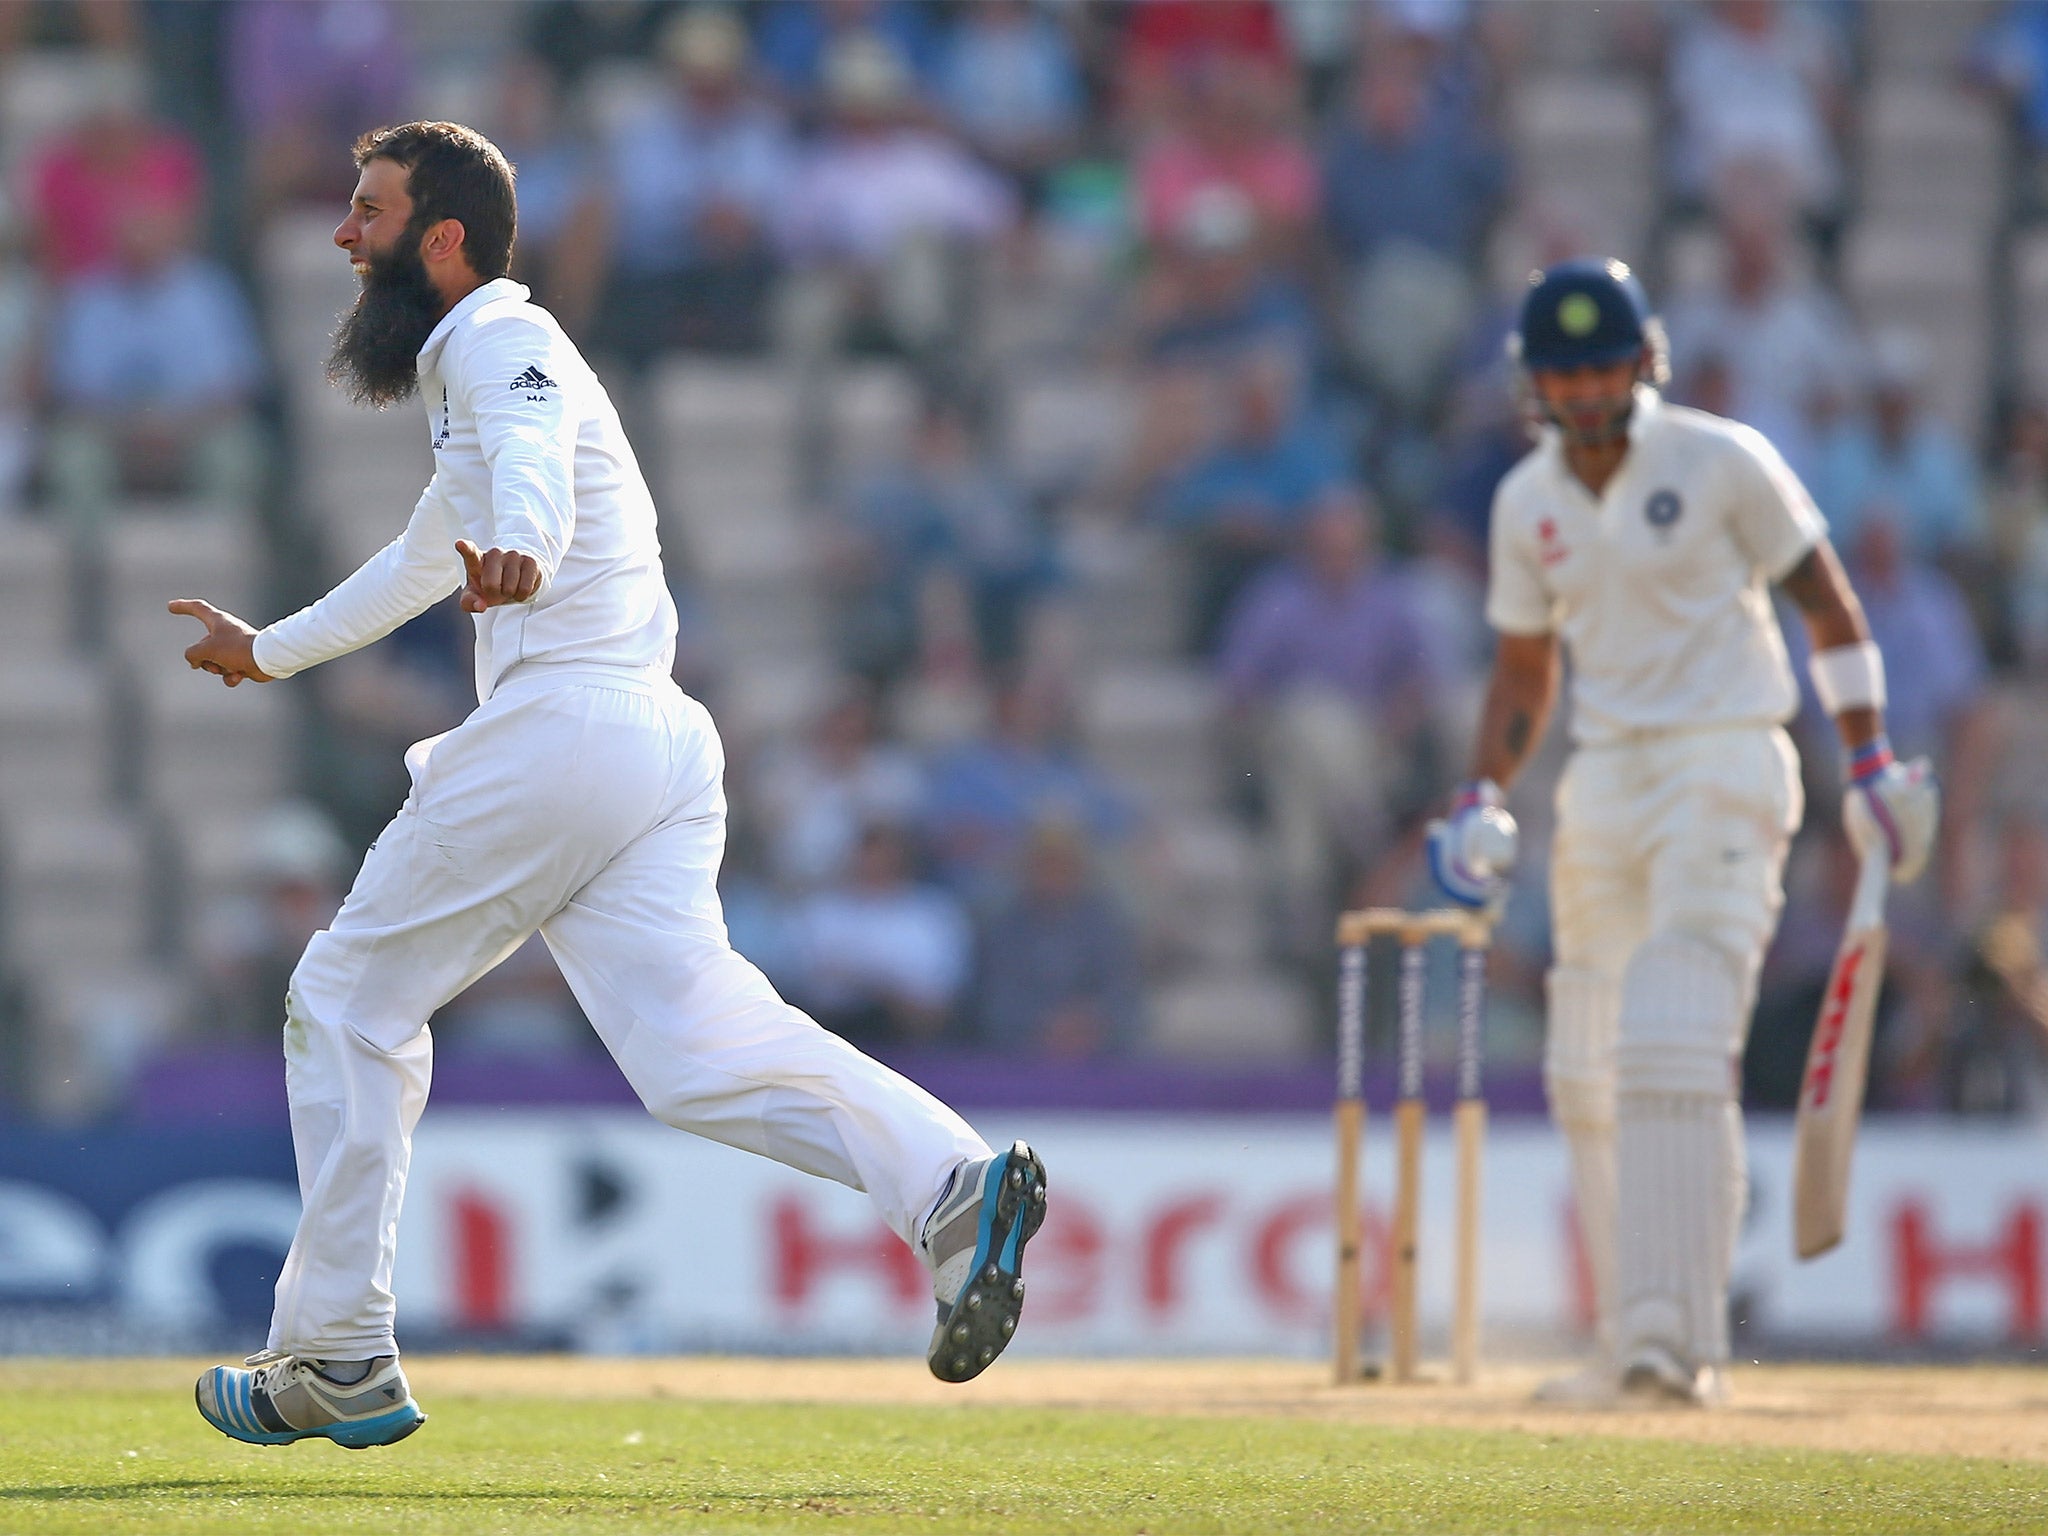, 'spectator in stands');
0,192,36,519
195,801,350,1040
520,0,686,93
1120,0,1290,130
1992,399,2048,667
833,393,1060,680
936,0,1085,197
1154,346,1348,652
1666,0,1844,218
24,55,203,281
1808,331,1987,562
1120,177,1316,525
226,1,412,219
923,674,1133,899
1134,52,1316,263
41,200,266,529
1948,817,2048,1116
1971,1,2048,199
488,53,604,337
588,7,793,360
1131,183,1314,392
318,602,473,848
1949,819,2048,1122
971,817,1144,1057
0,1,135,54
1217,491,1434,942
1834,514,1991,905
434,934,592,1057
786,822,972,1046
1669,338,1740,421
754,0,940,107
1320,28,1505,414
777,32,1014,363
1431,363,1527,560
1662,173,1857,476
1838,515,1988,768
1321,28,1504,265
753,682,927,891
